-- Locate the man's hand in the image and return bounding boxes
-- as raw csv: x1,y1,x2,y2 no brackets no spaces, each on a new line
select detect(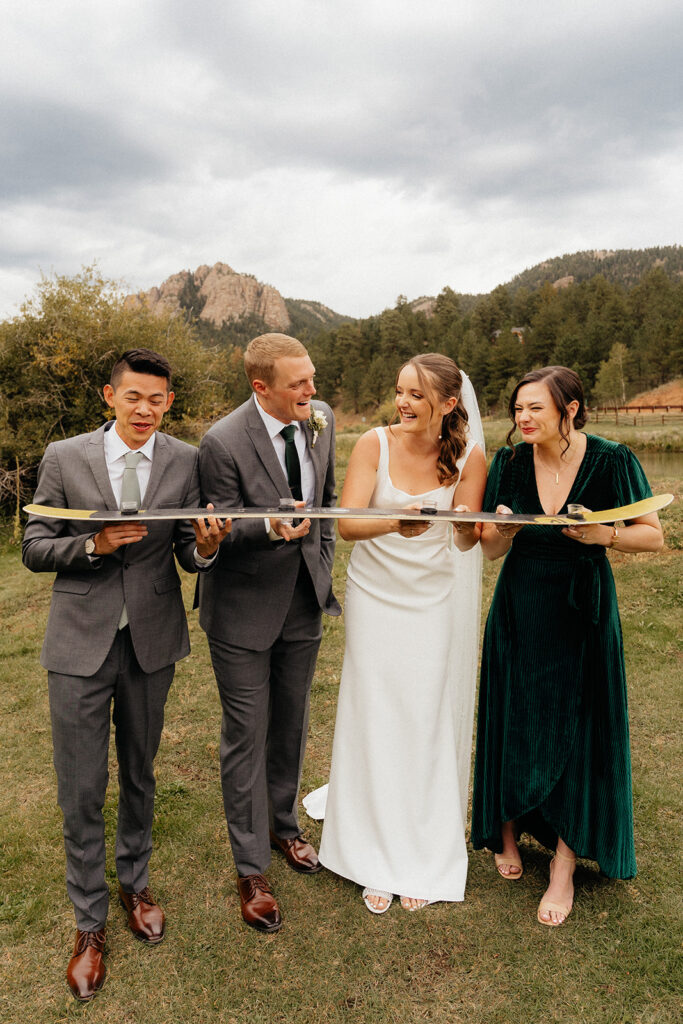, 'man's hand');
269,501,311,541
193,504,233,558
93,522,148,555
